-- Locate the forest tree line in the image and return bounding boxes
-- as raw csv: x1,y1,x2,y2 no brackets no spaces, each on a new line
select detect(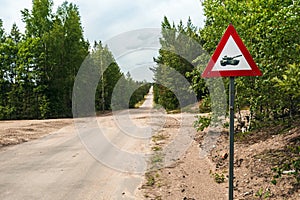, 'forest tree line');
0,0,150,120
152,0,300,128
0,0,299,122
